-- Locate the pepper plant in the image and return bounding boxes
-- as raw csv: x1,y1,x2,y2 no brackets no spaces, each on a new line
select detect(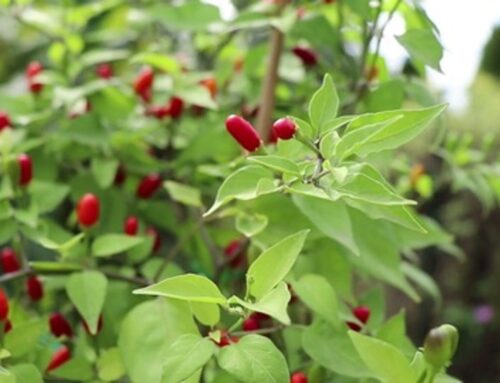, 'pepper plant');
0,0,463,382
